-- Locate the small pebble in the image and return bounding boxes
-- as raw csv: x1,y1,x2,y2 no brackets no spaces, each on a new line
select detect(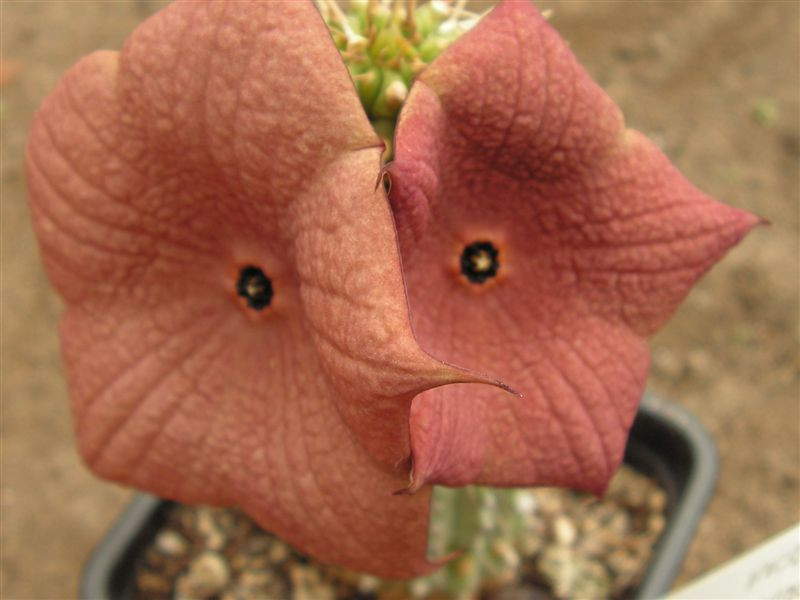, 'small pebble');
175,550,230,599
221,569,288,600
605,511,631,537
648,513,667,537
537,546,611,600
289,564,334,600
536,546,576,599
408,578,432,599
569,560,612,600
532,488,564,516
607,546,644,595
648,488,668,513
196,508,226,551
552,516,577,546
513,491,537,514
155,530,189,557
357,574,380,593
268,539,290,563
